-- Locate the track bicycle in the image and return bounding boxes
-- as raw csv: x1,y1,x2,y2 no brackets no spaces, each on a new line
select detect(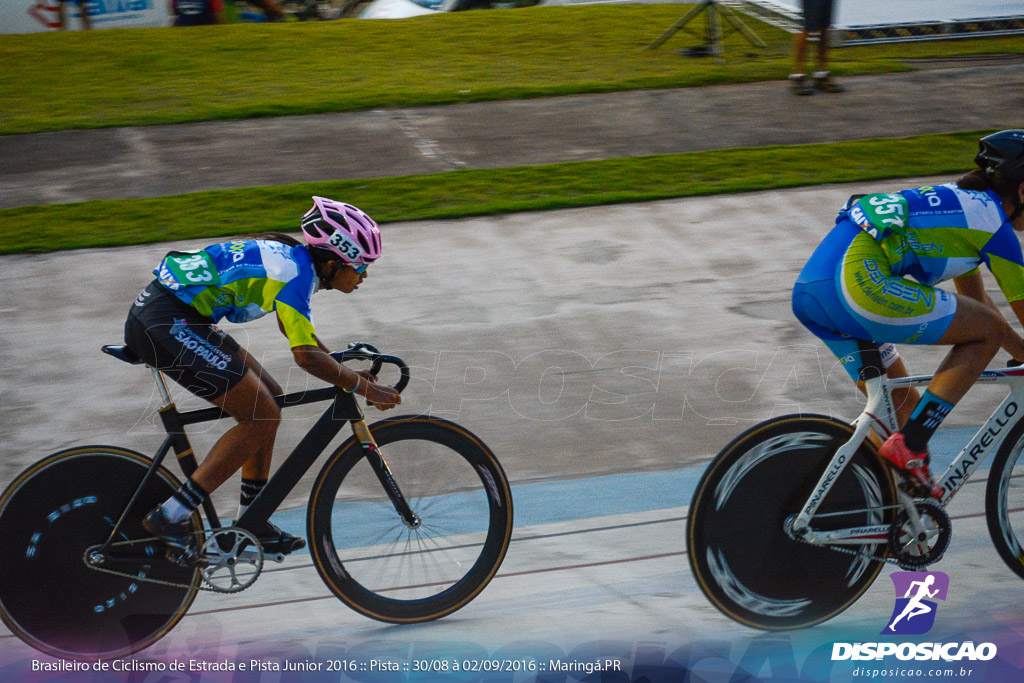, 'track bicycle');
0,343,513,659
688,345,1024,630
